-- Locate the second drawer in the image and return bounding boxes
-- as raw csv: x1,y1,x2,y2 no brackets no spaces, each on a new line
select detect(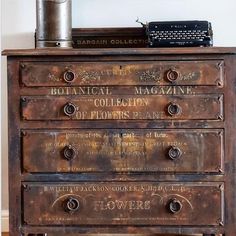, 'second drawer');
21,94,223,121
22,129,223,173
